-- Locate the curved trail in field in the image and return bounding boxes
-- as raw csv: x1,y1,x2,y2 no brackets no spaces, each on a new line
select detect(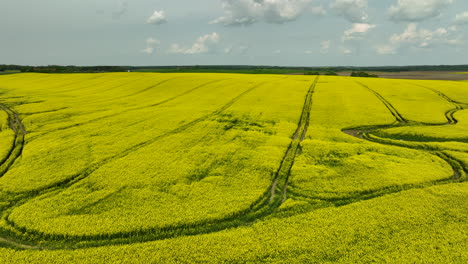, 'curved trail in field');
322,81,466,200
288,79,467,211
415,83,468,126
0,76,466,250
0,77,319,249
0,104,26,178
350,80,468,172
0,79,281,248
356,81,407,123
